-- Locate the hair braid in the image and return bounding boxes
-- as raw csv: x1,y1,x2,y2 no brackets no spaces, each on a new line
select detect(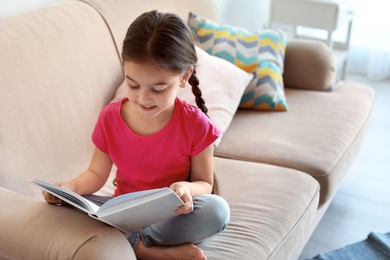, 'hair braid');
188,69,208,116
188,69,219,194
